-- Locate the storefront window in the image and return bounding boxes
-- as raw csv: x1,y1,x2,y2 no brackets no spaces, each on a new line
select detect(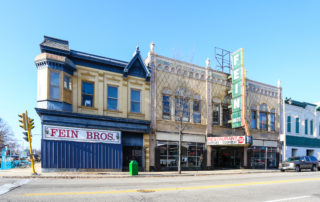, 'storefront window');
157,141,204,169
248,147,277,169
